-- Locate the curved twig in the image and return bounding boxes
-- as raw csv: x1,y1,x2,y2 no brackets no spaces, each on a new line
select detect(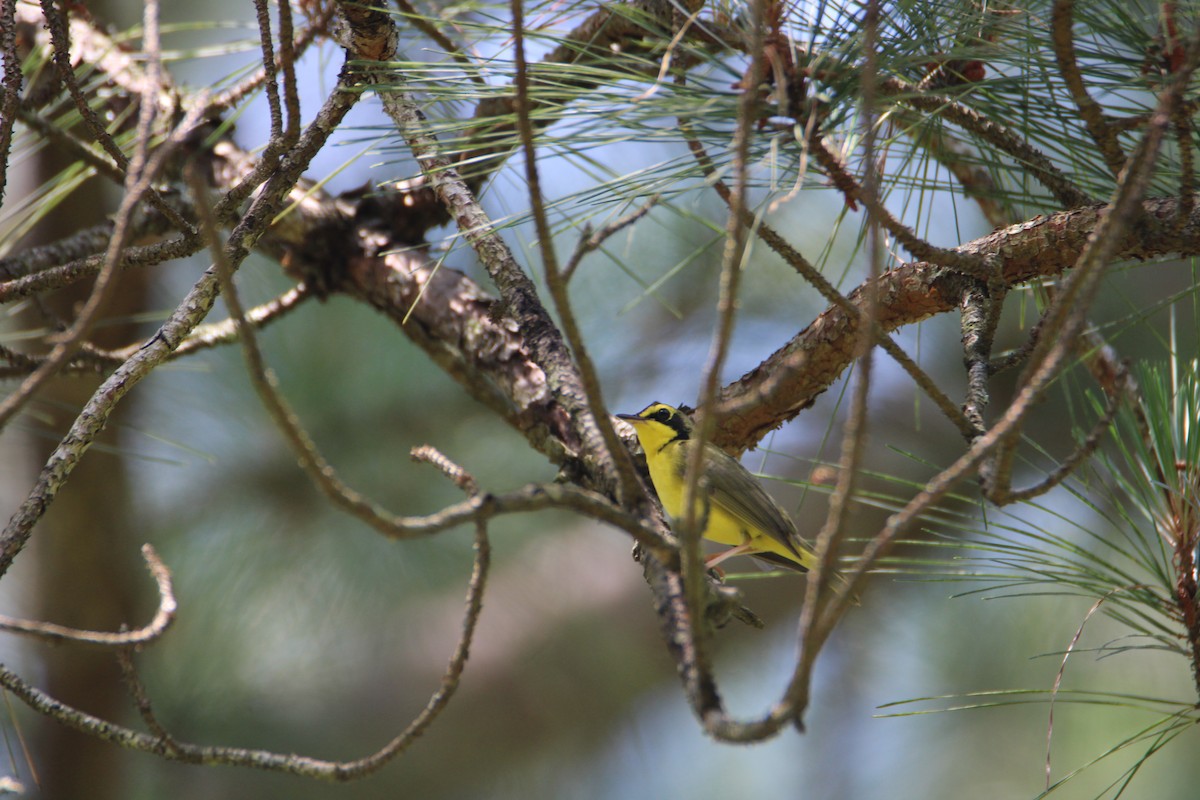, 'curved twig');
0,3,204,433
680,117,978,442
808,133,988,273
0,57,364,579
35,0,190,231
1051,0,1127,178
881,77,1096,209
0,544,176,647
510,0,644,508
0,520,493,781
